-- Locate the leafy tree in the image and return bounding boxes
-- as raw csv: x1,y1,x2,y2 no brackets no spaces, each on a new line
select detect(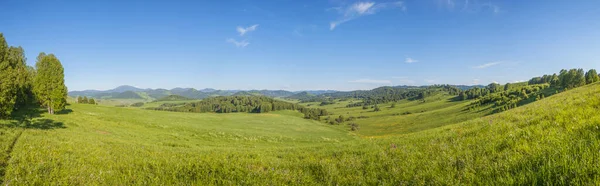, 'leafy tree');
0,34,18,118
89,98,96,105
0,33,33,118
585,69,599,84
390,103,396,108
374,104,381,112
33,53,67,114
77,96,83,103
82,96,89,104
